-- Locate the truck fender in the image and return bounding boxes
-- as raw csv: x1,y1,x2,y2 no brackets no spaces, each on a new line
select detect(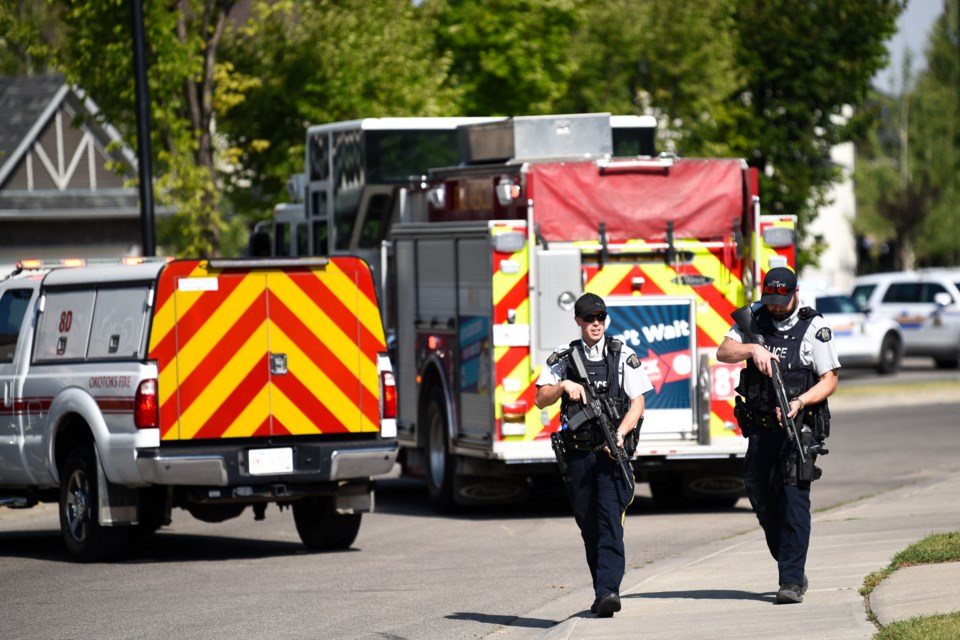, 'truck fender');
46,388,136,486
